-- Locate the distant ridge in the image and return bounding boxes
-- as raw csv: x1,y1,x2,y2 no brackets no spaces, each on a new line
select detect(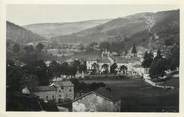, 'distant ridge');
23,19,111,39
52,9,179,49
7,21,46,44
